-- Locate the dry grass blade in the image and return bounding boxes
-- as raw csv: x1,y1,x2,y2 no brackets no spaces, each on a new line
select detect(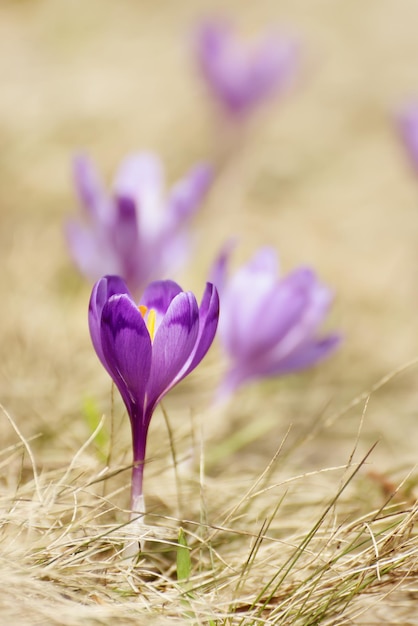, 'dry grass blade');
239,443,378,623
0,403,42,504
